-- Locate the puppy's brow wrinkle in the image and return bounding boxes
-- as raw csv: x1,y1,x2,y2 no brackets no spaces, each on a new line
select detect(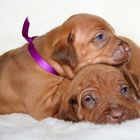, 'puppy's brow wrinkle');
95,74,107,86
